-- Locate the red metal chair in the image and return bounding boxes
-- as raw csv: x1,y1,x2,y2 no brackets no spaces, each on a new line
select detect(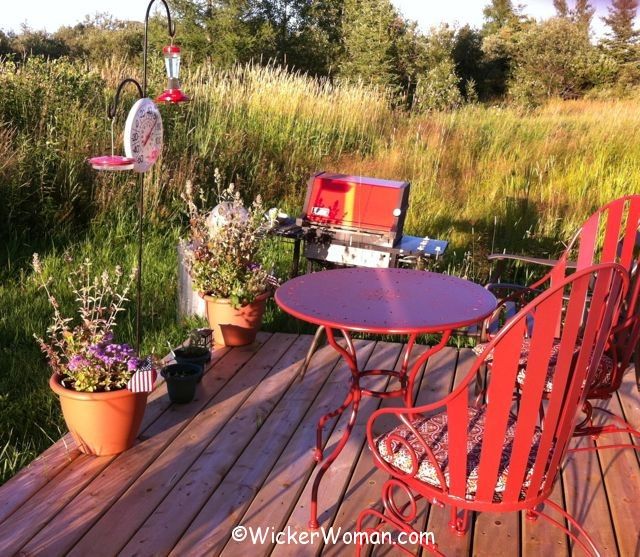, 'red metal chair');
356,263,628,556
477,195,640,442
